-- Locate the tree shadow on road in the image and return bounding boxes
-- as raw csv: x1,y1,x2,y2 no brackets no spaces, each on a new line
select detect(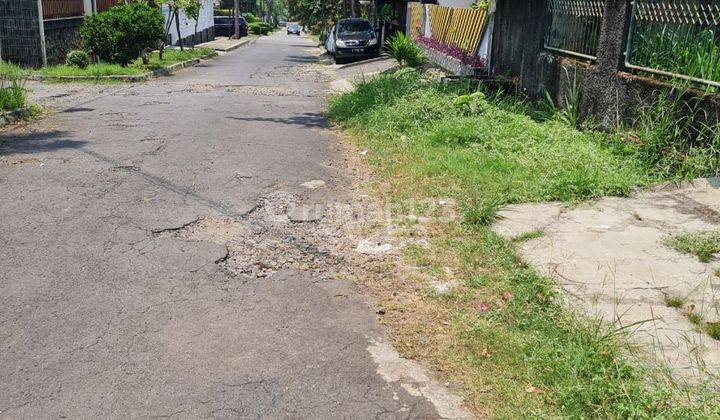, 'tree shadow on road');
227,113,329,128
0,130,86,155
